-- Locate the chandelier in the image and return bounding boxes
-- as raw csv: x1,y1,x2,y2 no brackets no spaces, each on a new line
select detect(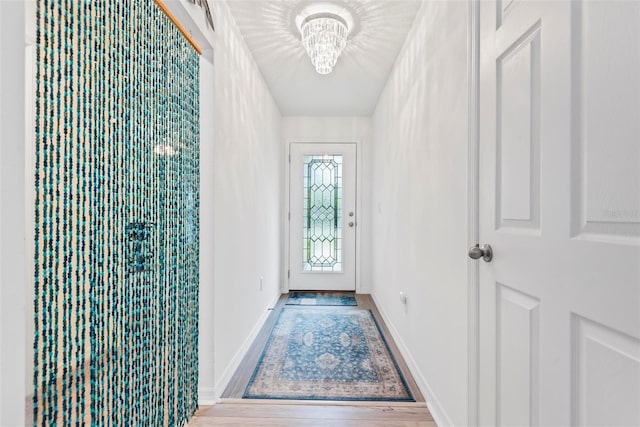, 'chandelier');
297,5,353,75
